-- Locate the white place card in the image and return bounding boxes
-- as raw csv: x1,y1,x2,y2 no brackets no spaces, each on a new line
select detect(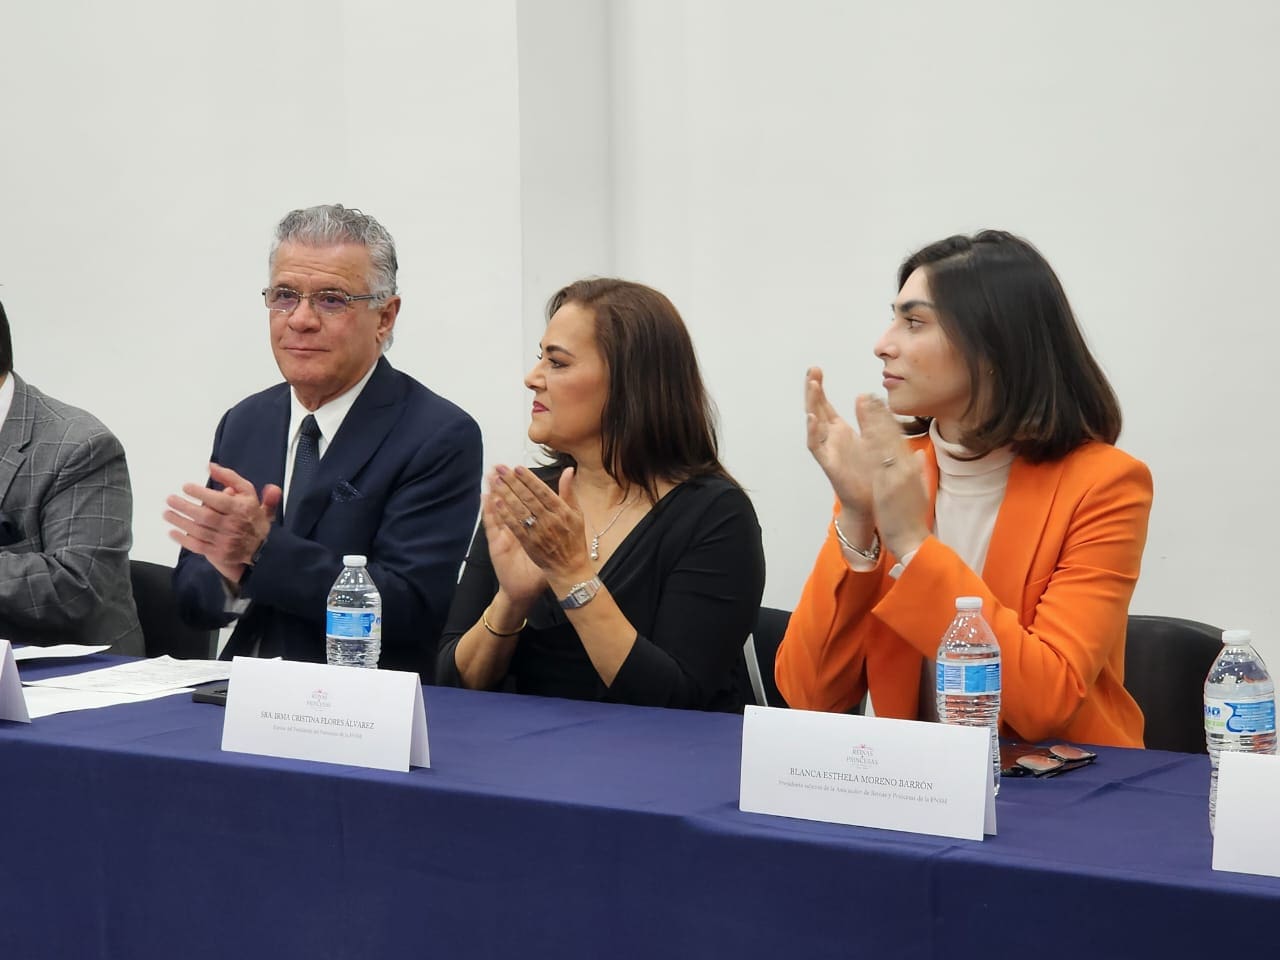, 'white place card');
221,657,429,772
740,706,995,841
1212,751,1280,878
0,639,31,723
